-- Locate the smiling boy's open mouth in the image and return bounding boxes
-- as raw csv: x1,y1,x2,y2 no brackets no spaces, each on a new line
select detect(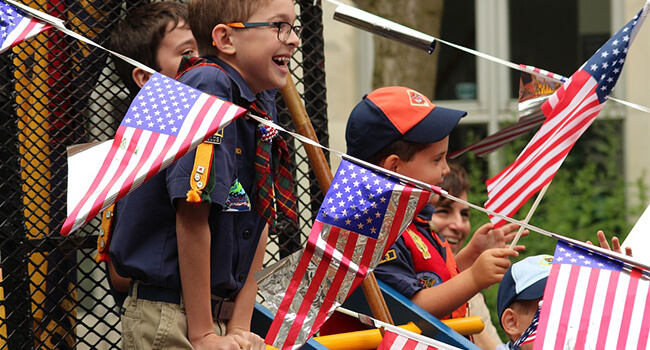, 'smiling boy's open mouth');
273,56,289,67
